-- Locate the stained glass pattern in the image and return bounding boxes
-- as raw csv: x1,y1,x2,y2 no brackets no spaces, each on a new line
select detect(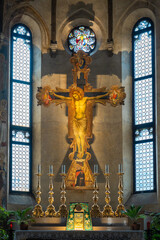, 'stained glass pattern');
68,26,96,54
134,32,152,79
11,144,30,192
135,142,154,191
134,20,151,32
10,24,32,193
13,37,31,82
12,82,30,127
133,19,155,193
12,130,30,143
13,25,31,36
135,128,153,141
134,78,153,125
